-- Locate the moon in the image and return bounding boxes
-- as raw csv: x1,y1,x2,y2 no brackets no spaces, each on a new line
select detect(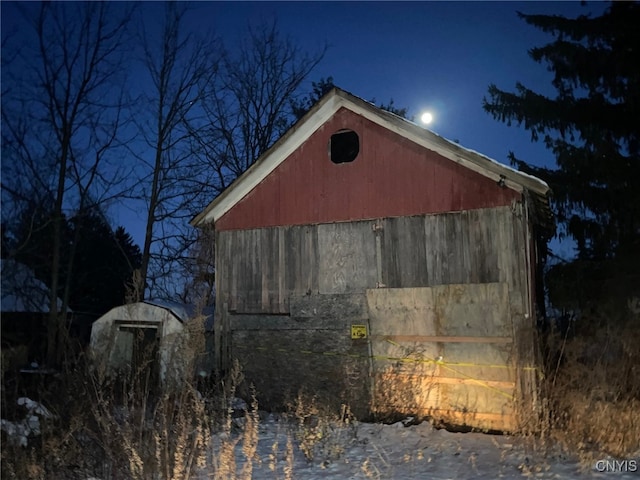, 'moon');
421,111,434,125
